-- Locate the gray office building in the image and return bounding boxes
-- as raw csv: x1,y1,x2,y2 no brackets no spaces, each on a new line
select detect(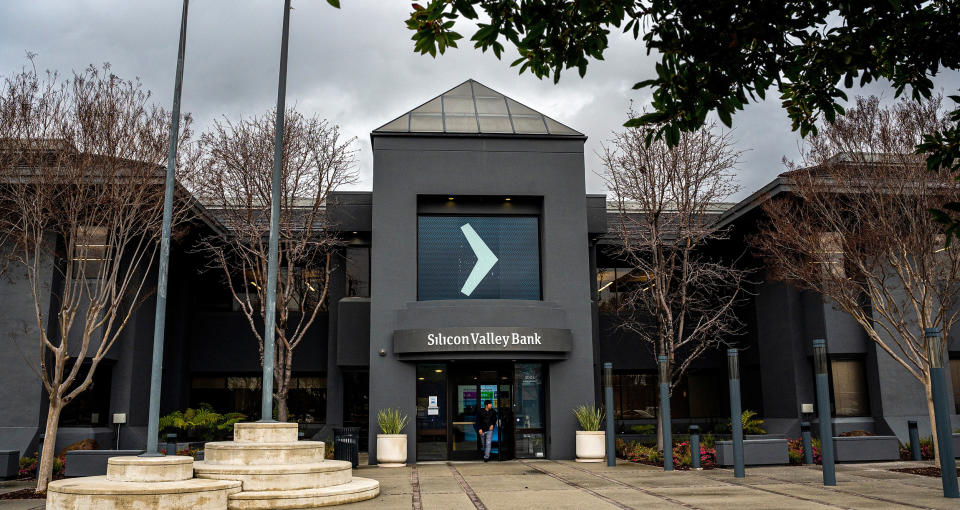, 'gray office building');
1,80,958,463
